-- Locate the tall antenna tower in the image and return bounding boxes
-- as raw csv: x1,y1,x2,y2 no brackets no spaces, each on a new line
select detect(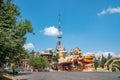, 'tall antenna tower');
56,13,62,52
